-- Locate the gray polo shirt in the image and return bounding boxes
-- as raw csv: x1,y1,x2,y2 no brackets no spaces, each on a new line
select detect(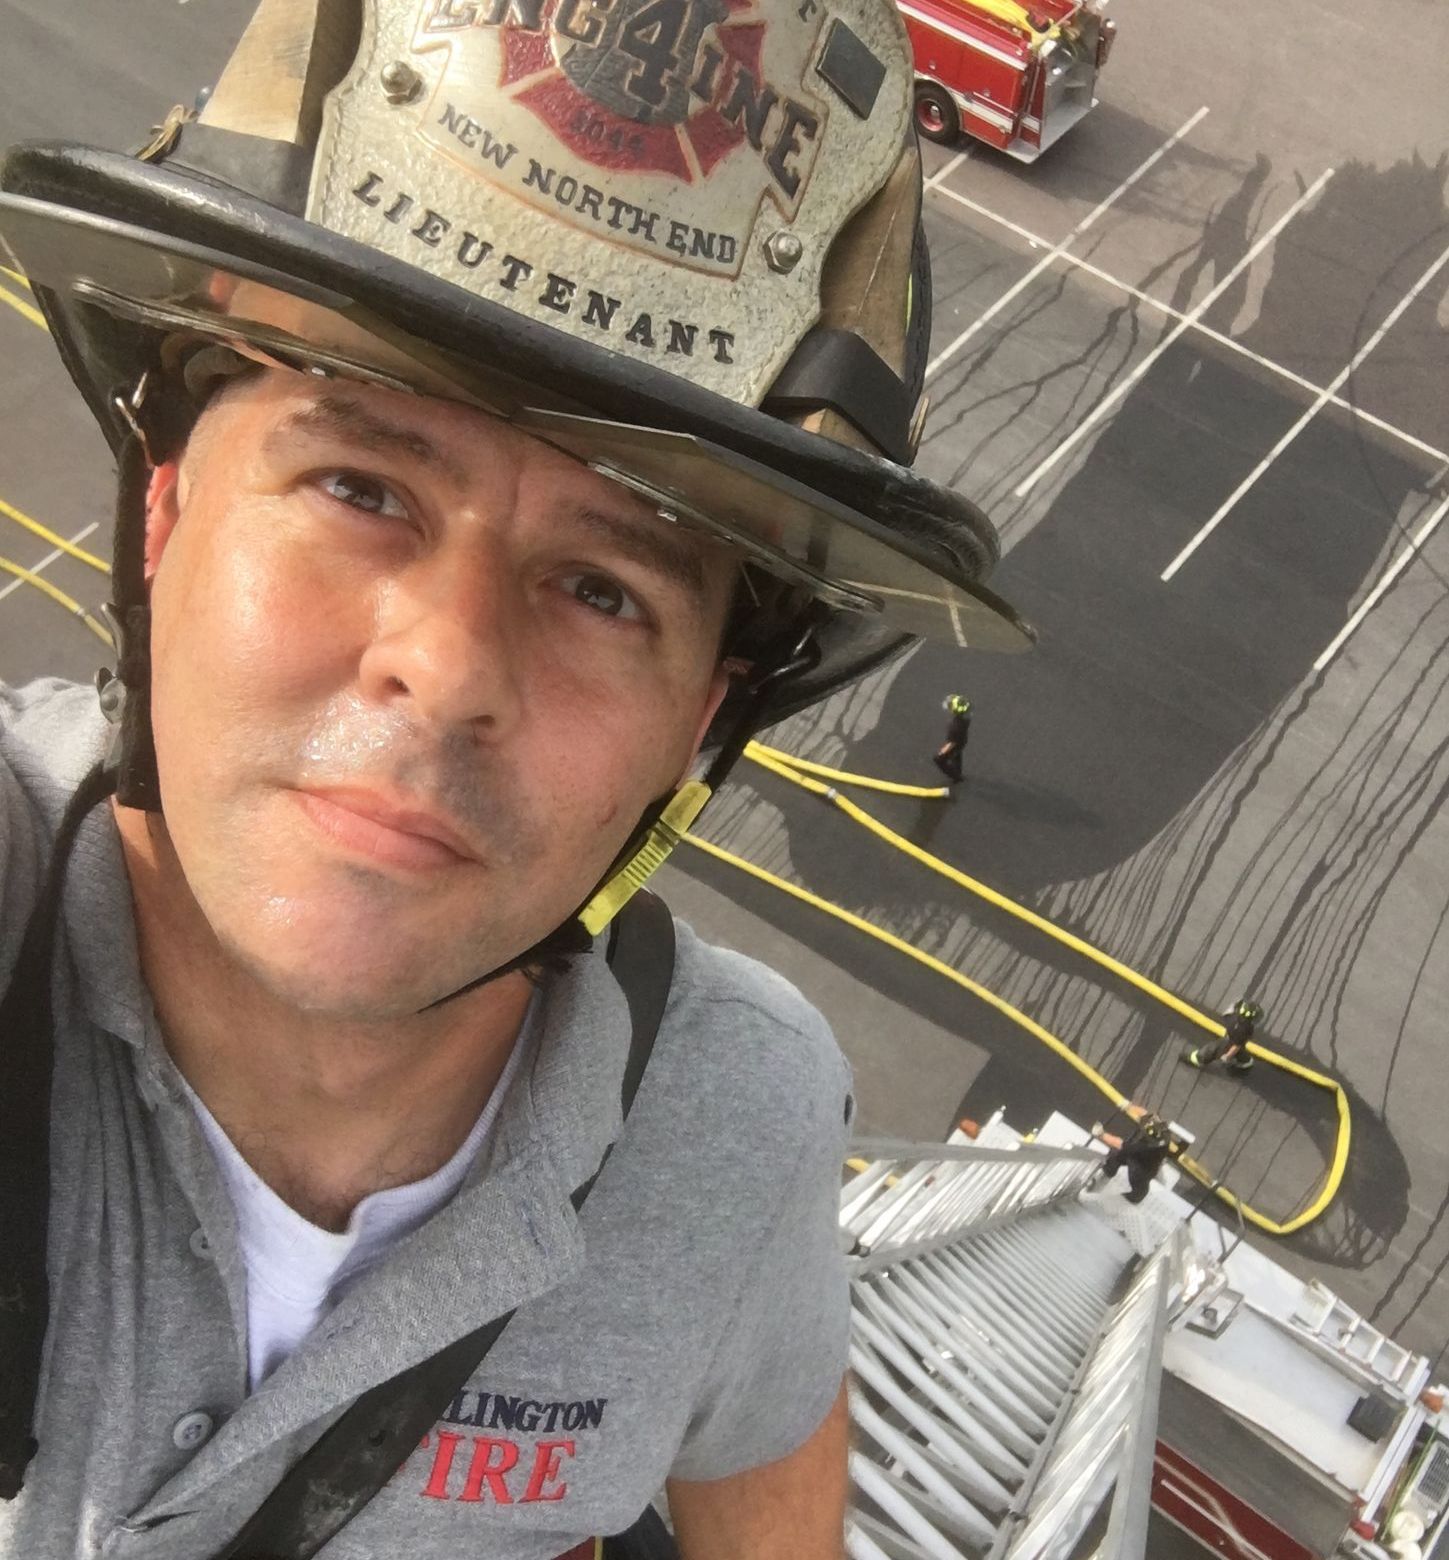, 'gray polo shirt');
0,680,853,1560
